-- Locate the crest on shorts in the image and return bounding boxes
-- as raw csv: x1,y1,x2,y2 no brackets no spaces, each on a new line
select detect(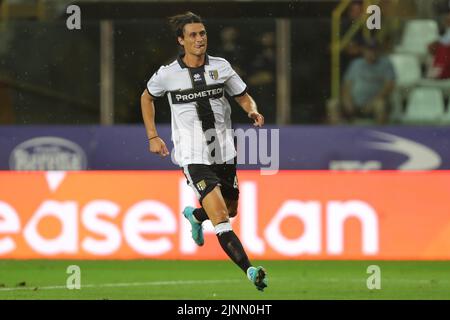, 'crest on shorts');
196,180,207,191
209,70,219,80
